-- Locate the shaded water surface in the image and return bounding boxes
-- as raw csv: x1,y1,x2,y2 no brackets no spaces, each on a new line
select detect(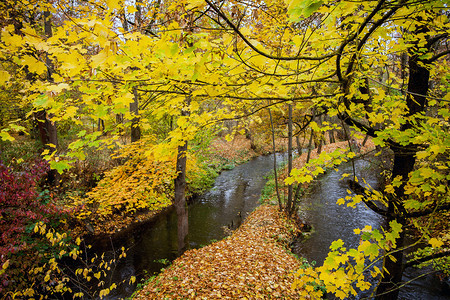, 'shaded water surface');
291,158,449,300
88,153,286,298
86,155,448,299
